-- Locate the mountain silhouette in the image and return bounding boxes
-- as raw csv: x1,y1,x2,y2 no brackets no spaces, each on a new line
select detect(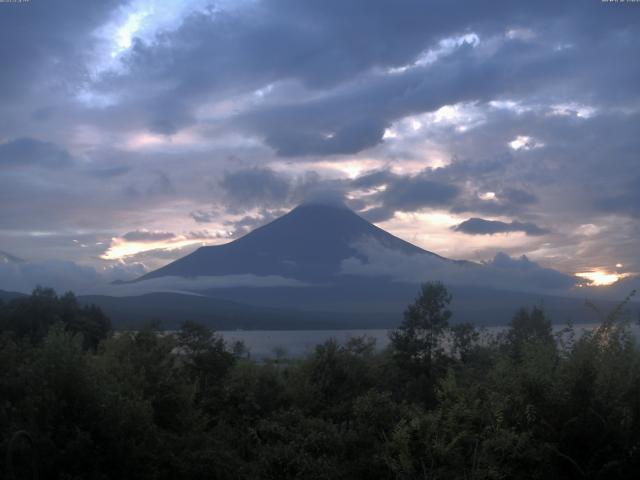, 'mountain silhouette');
98,202,606,330
137,202,446,282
